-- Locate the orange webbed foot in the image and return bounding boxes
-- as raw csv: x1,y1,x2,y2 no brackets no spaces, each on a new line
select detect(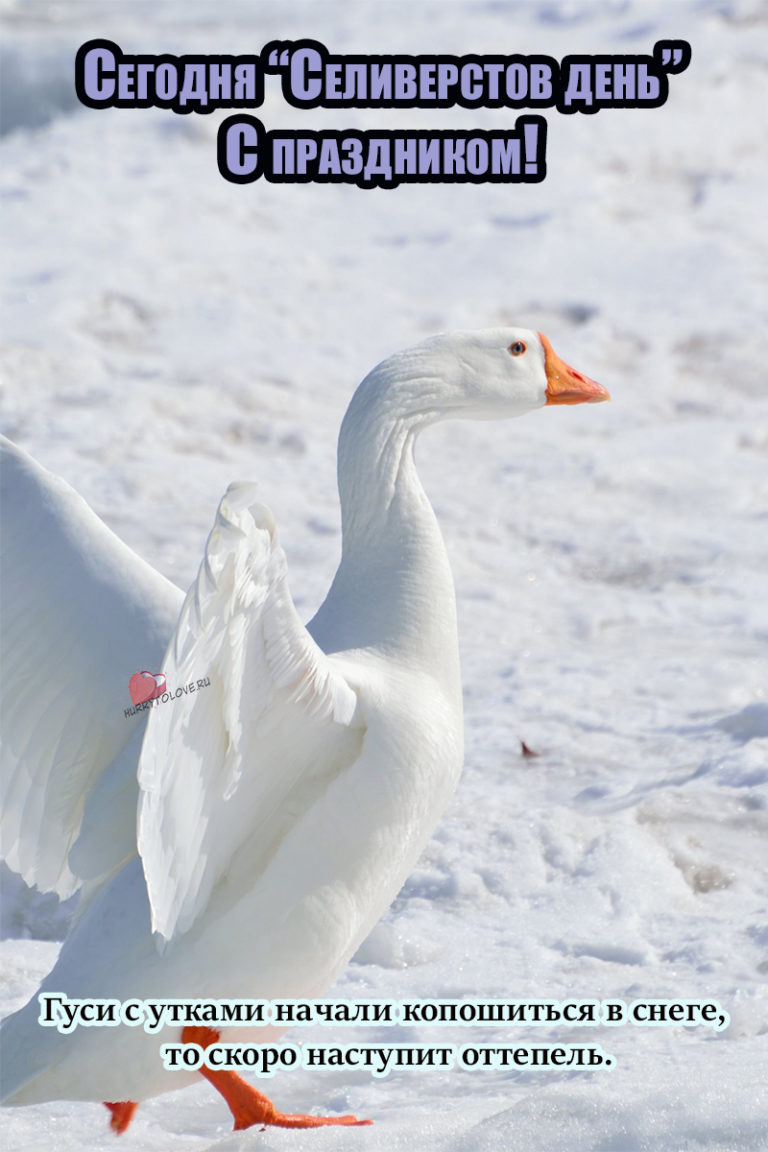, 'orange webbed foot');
104,1100,139,1134
182,1026,372,1131
250,1110,372,1131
